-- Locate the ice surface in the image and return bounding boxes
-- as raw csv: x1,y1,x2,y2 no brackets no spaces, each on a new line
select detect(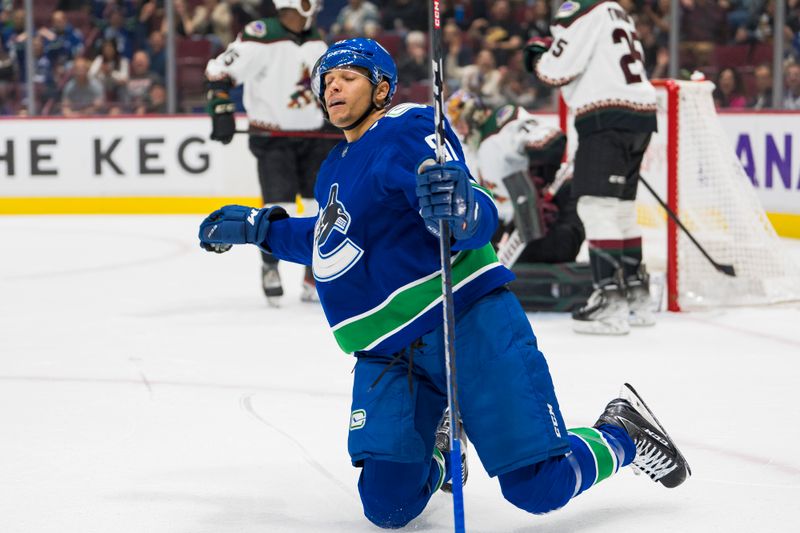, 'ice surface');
1,215,799,532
